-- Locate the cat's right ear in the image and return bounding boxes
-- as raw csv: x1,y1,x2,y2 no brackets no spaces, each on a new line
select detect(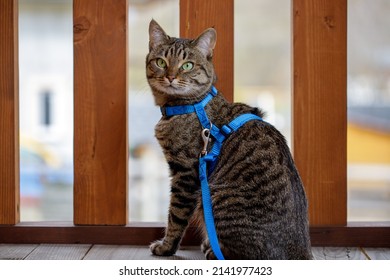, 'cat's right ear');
149,19,169,51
